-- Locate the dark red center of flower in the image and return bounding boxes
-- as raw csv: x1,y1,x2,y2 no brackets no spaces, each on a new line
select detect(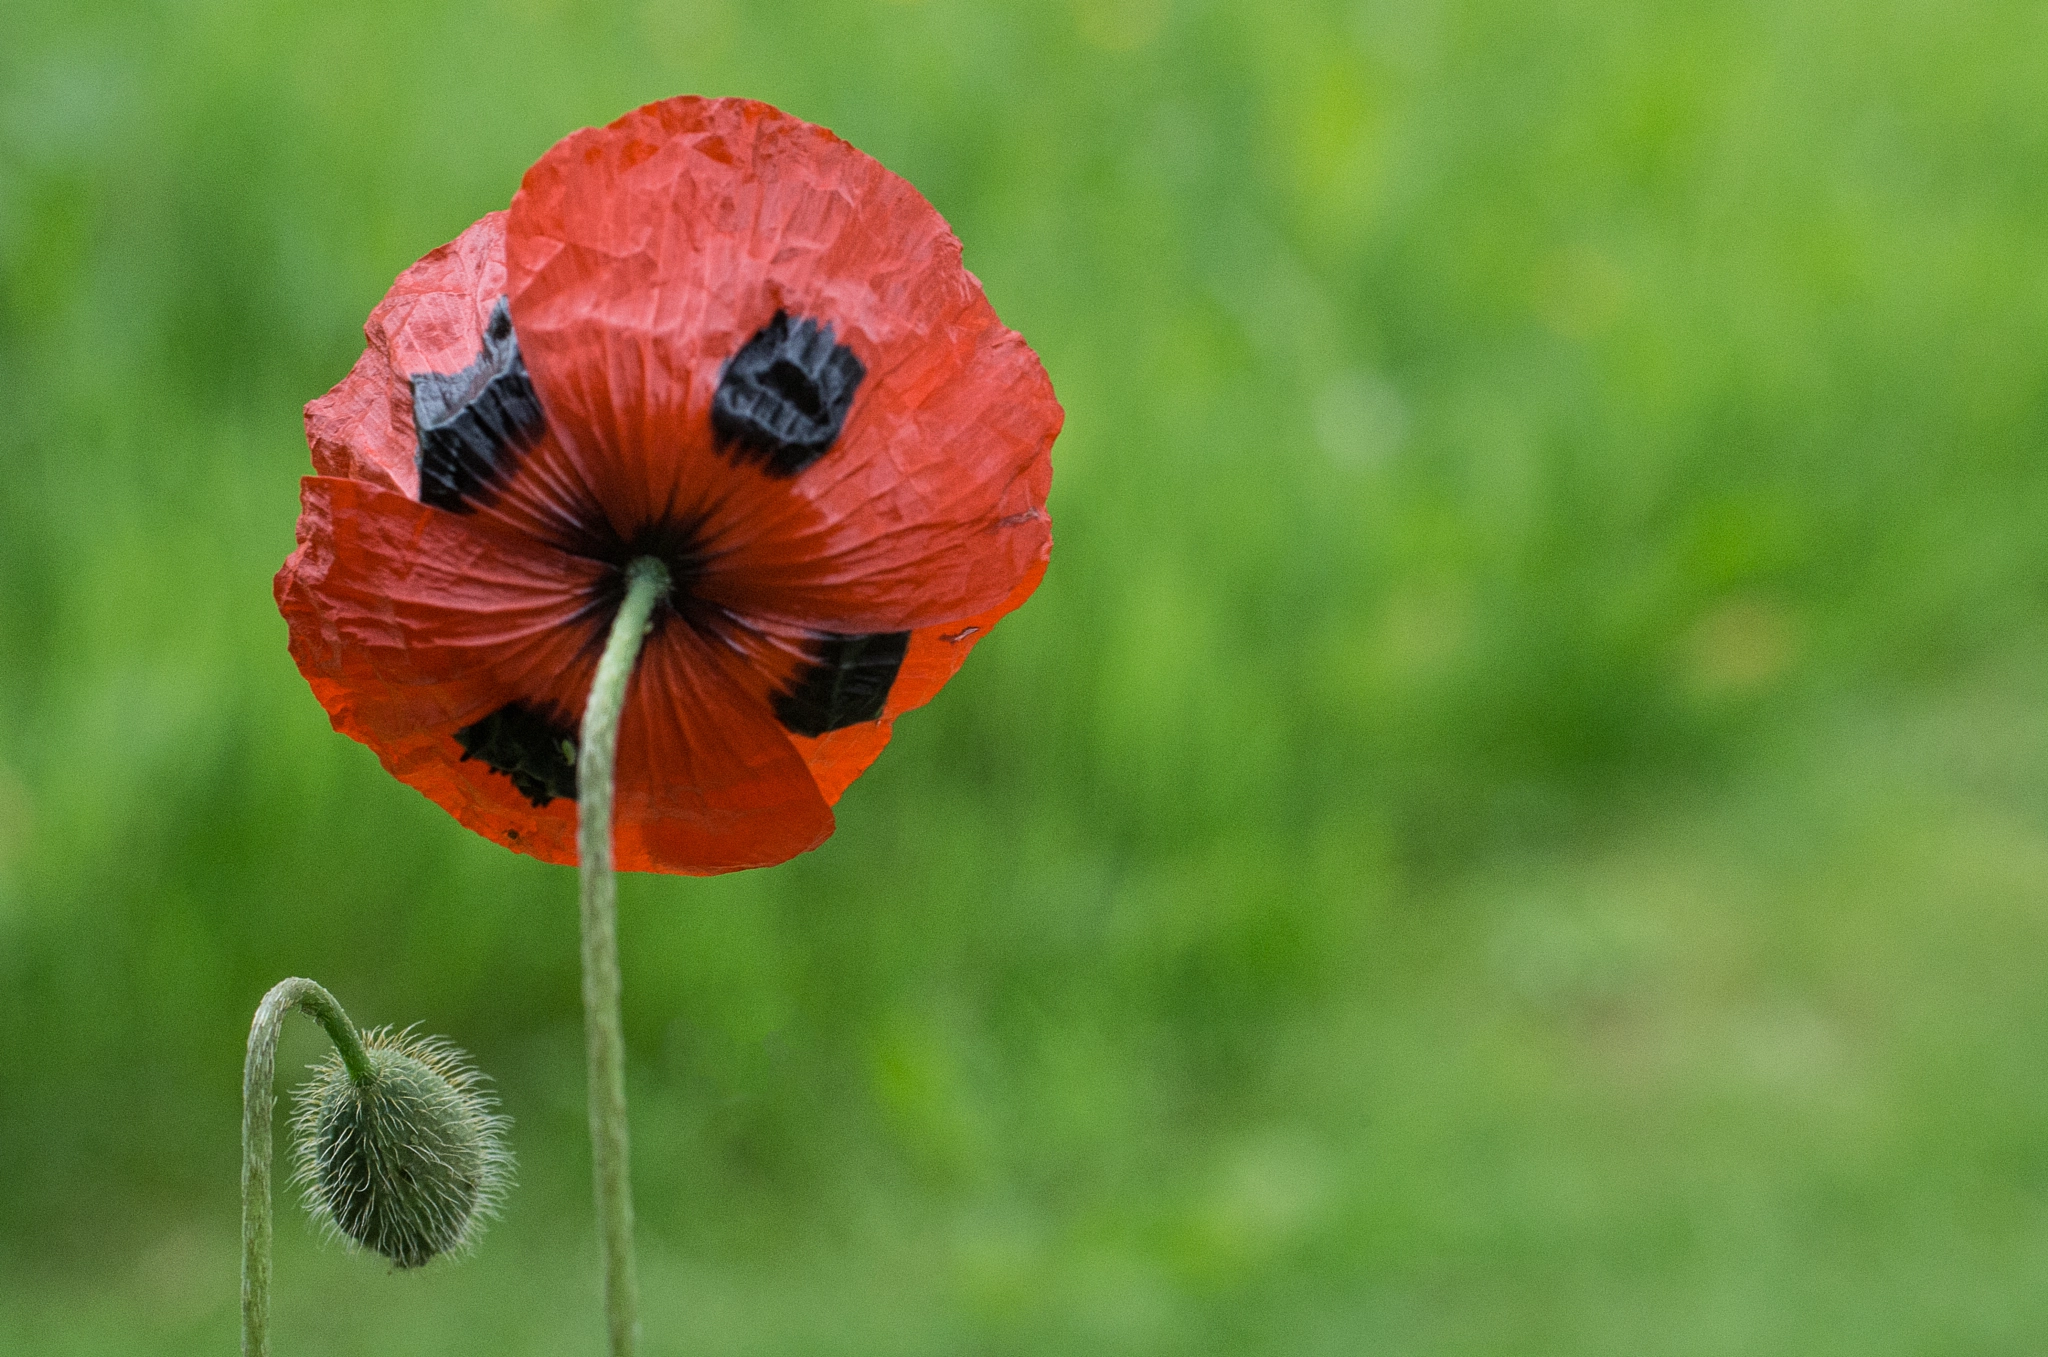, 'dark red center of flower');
416,304,906,808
